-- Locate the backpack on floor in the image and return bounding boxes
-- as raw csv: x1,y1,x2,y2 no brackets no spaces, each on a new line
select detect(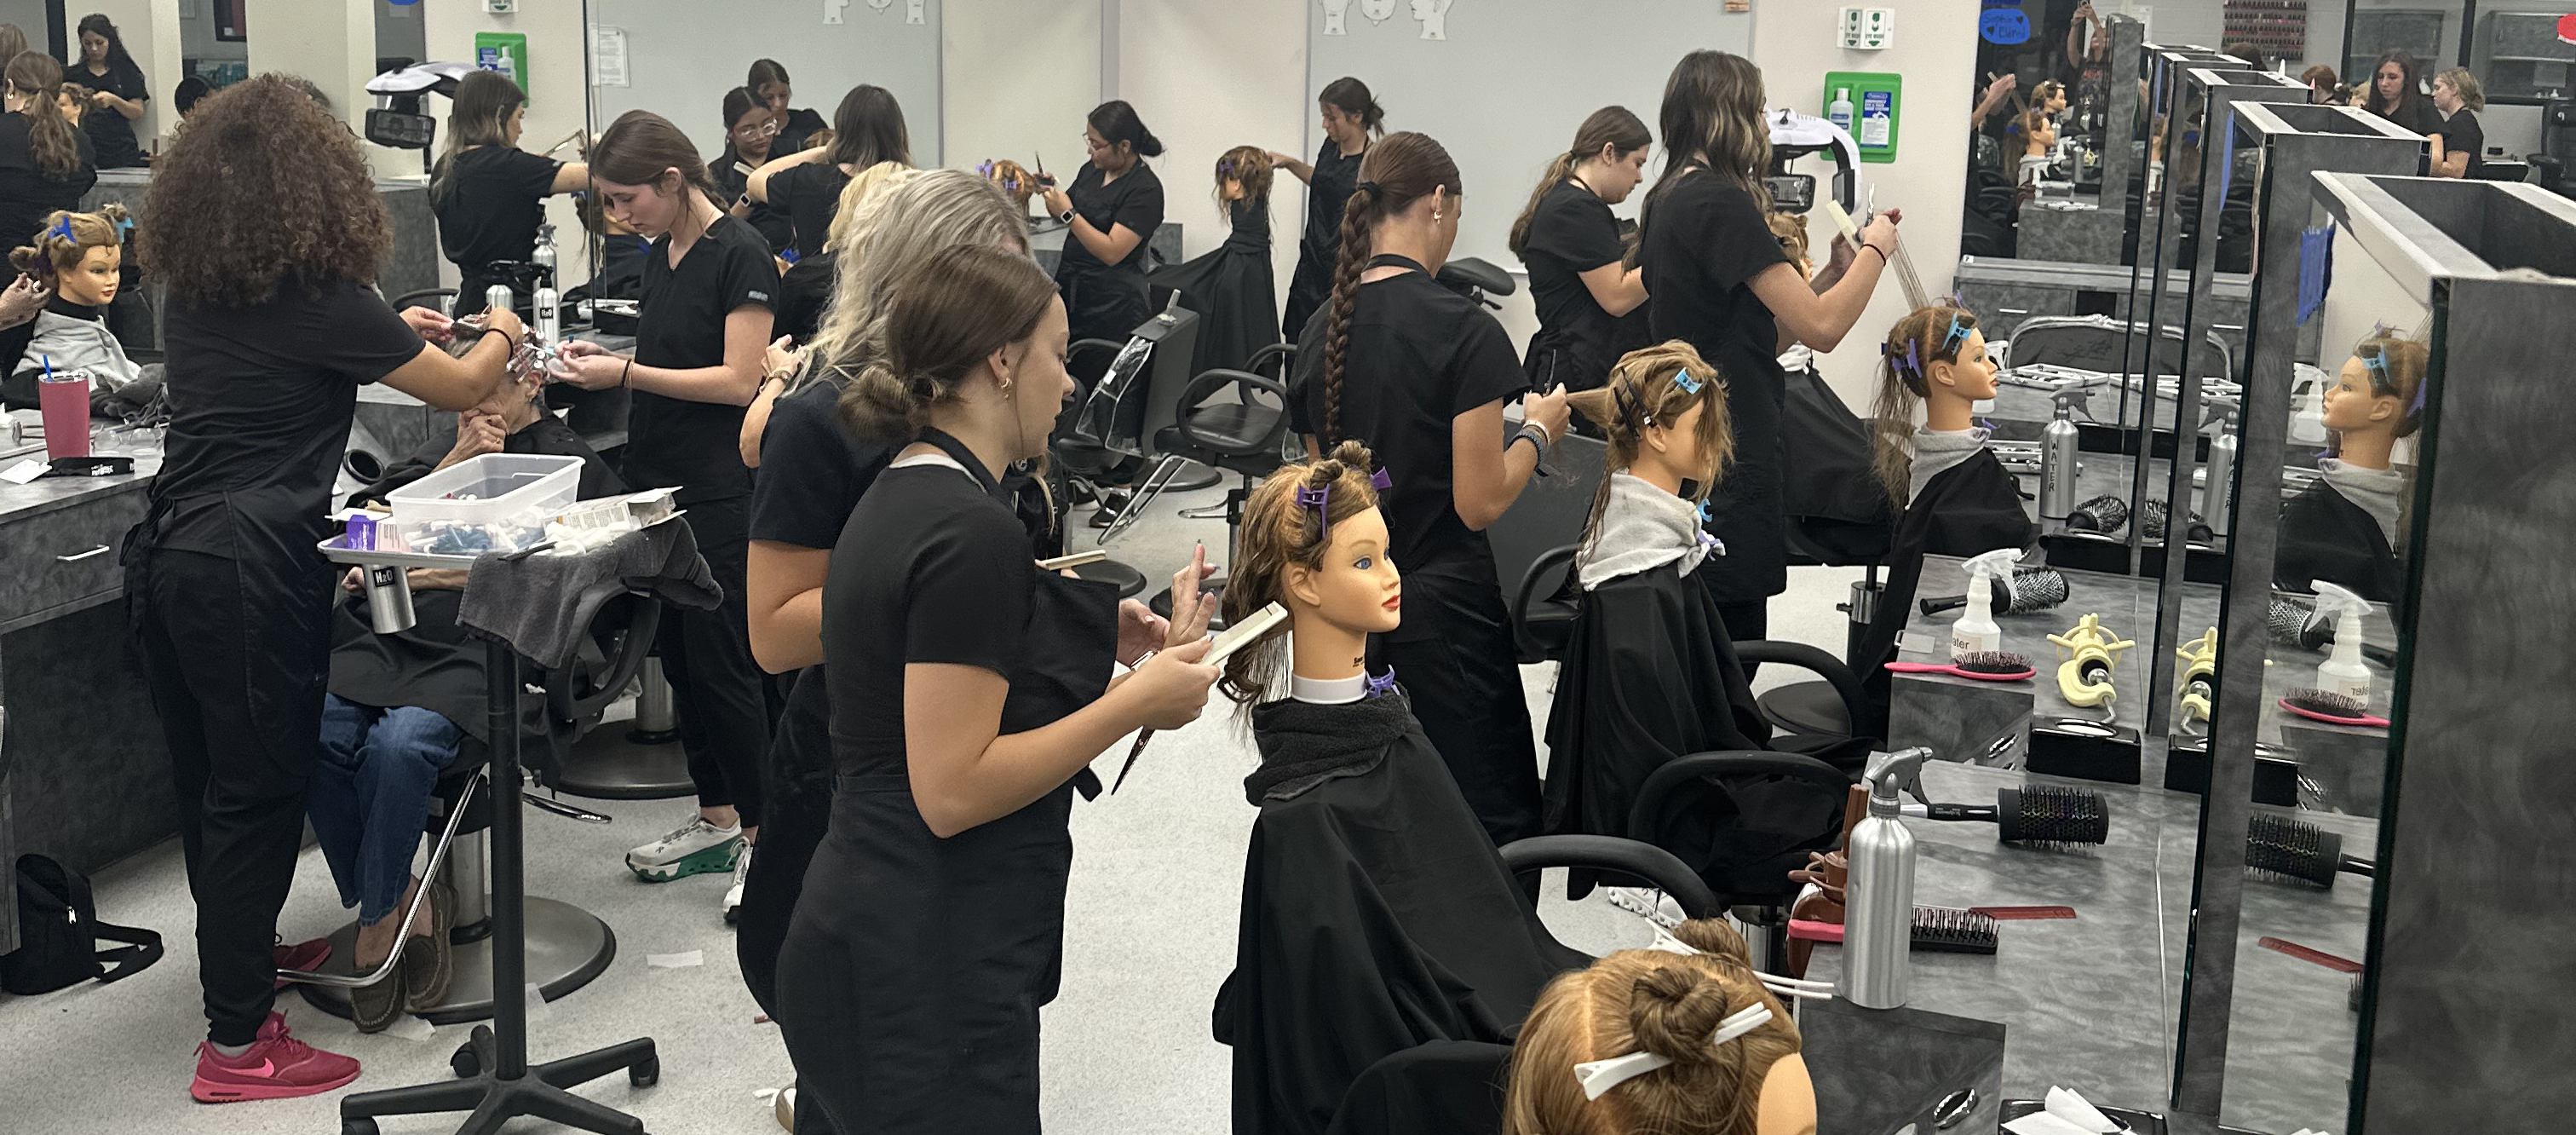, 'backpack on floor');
1,853,162,994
